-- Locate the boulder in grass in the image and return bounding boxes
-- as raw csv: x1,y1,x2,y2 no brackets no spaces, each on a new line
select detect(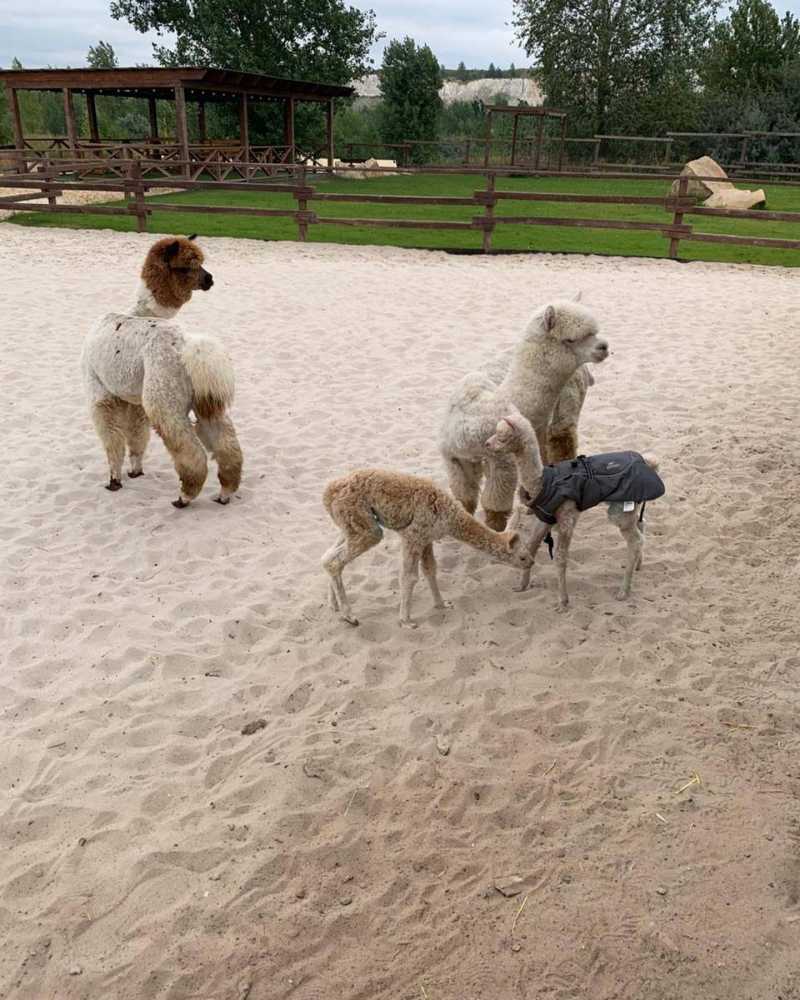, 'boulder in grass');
703,187,766,210
670,155,733,200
